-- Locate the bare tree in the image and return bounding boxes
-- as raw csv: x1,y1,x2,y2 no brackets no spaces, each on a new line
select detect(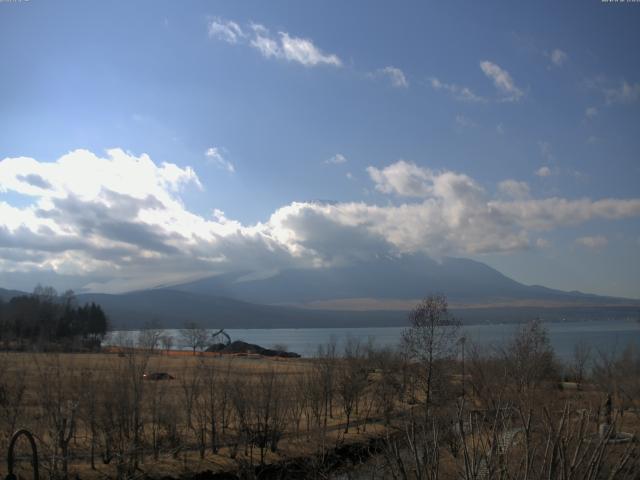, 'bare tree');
287,370,308,439
230,375,251,459
95,348,150,477
502,319,557,395
369,346,403,426
218,359,234,437
124,348,150,472
303,369,325,435
179,359,201,444
78,367,100,470
146,370,171,460
191,362,210,459
593,344,640,415
402,294,460,414
336,338,368,433
137,319,164,353
160,334,174,353
315,338,338,427
35,355,79,479
200,359,221,454
466,342,509,412
255,369,288,462
571,338,592,389
180,321,209,354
